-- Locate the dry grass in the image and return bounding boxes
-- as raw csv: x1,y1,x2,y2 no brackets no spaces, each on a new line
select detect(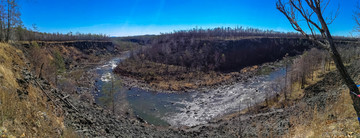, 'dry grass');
216,56,358,137
289,89,360,137
286,63,360,137
273,65,336,109
0,43,77,137
233,63,360,137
